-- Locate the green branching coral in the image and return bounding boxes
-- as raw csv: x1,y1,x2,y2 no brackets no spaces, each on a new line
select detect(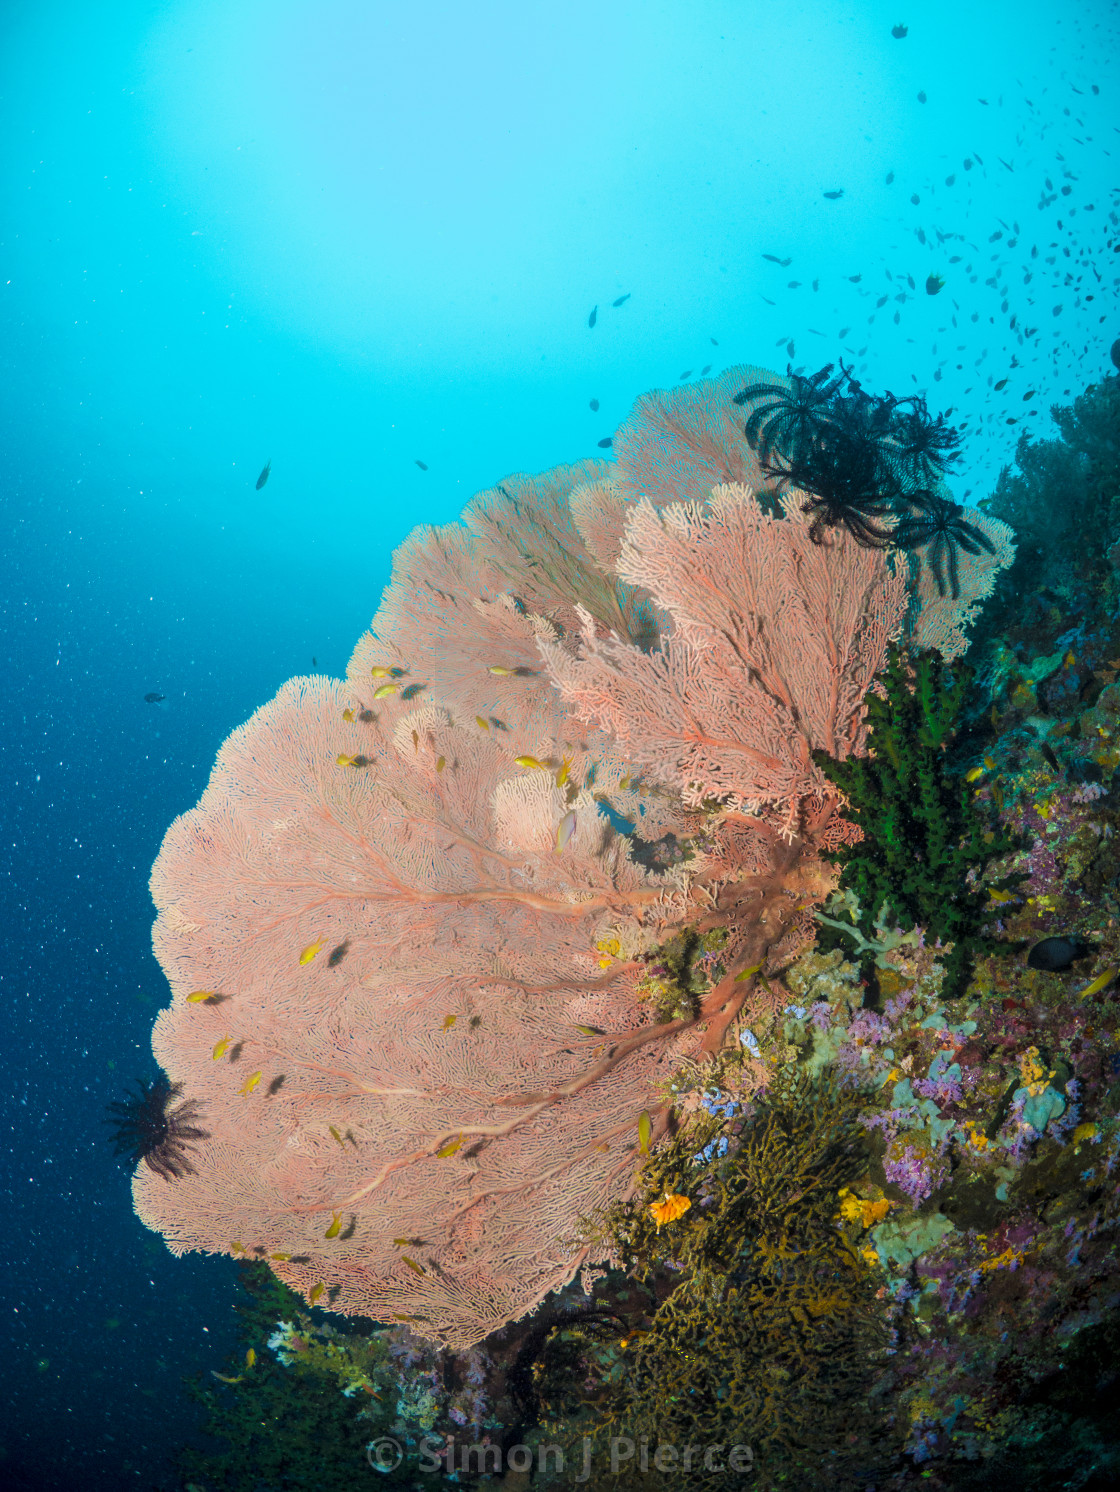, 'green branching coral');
811,642,1030,998
558,1068,896,1489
